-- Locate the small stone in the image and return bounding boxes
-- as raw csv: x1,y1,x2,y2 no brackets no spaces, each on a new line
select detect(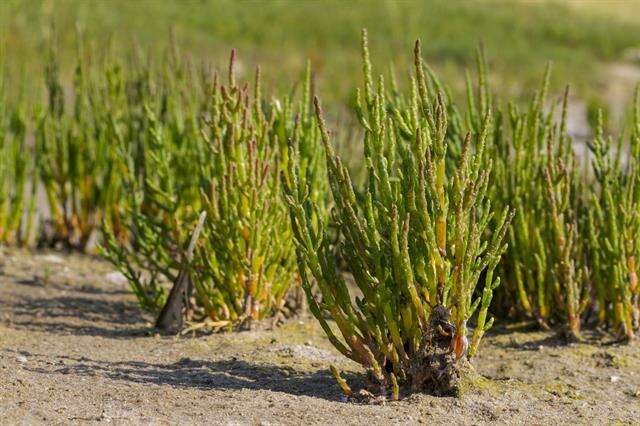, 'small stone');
610,375,621,383
105,271,127,285
37,254,64,264
16,355,28,364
